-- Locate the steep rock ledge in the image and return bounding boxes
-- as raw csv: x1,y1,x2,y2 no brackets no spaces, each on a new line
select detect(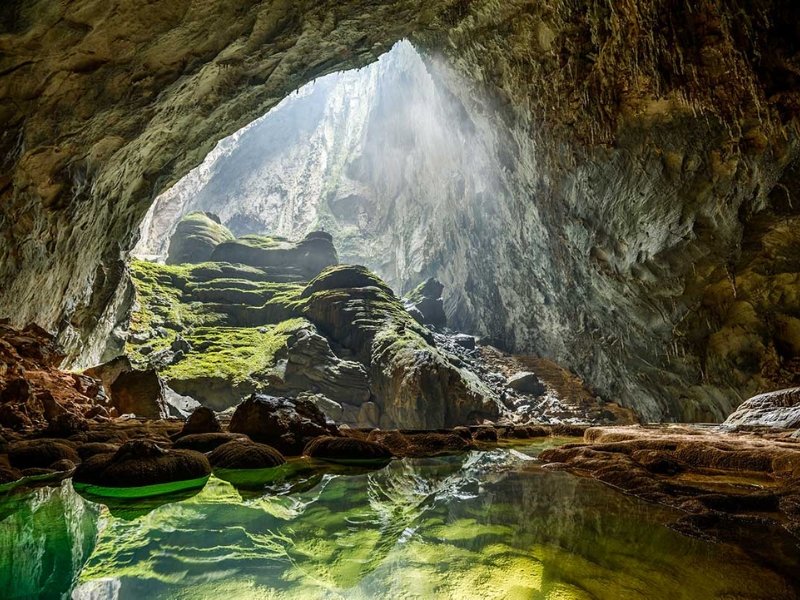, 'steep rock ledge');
2,1,800,420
